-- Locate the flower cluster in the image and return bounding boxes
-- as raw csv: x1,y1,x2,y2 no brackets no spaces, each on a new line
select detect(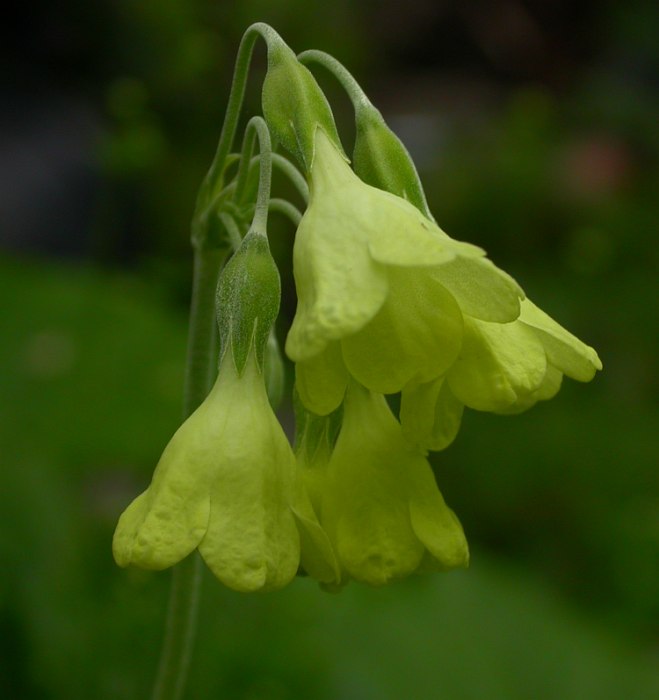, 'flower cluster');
113,25,601,593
